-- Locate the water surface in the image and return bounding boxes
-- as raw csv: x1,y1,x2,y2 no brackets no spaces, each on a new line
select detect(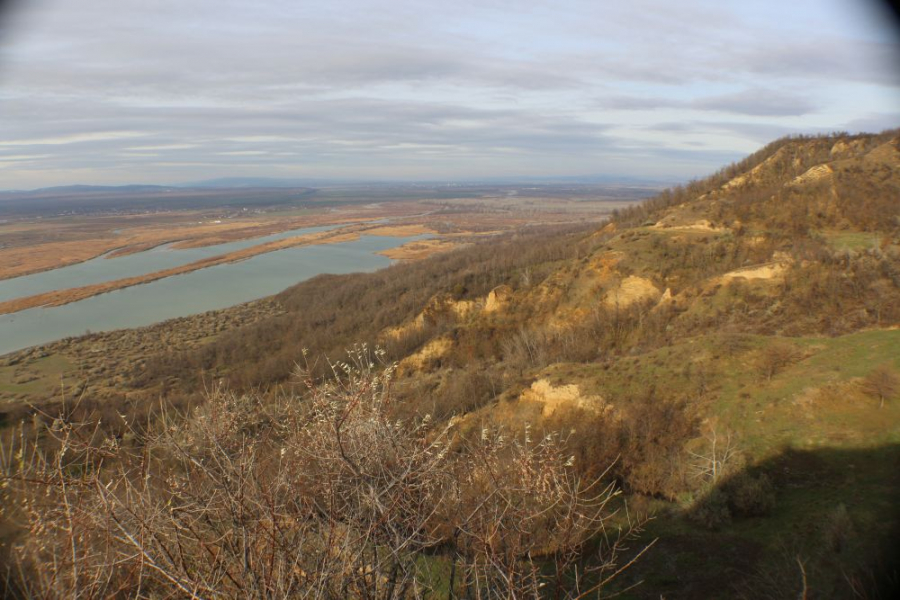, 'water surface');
0,234,423,355
0,224,338,303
